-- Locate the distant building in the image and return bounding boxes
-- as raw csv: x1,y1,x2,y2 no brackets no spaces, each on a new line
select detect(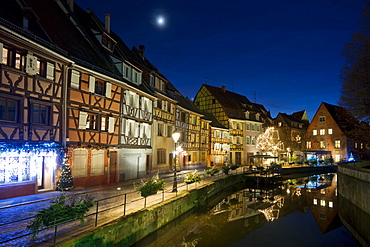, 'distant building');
306,102,370,163
274,111,309,163
194,84,272,165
